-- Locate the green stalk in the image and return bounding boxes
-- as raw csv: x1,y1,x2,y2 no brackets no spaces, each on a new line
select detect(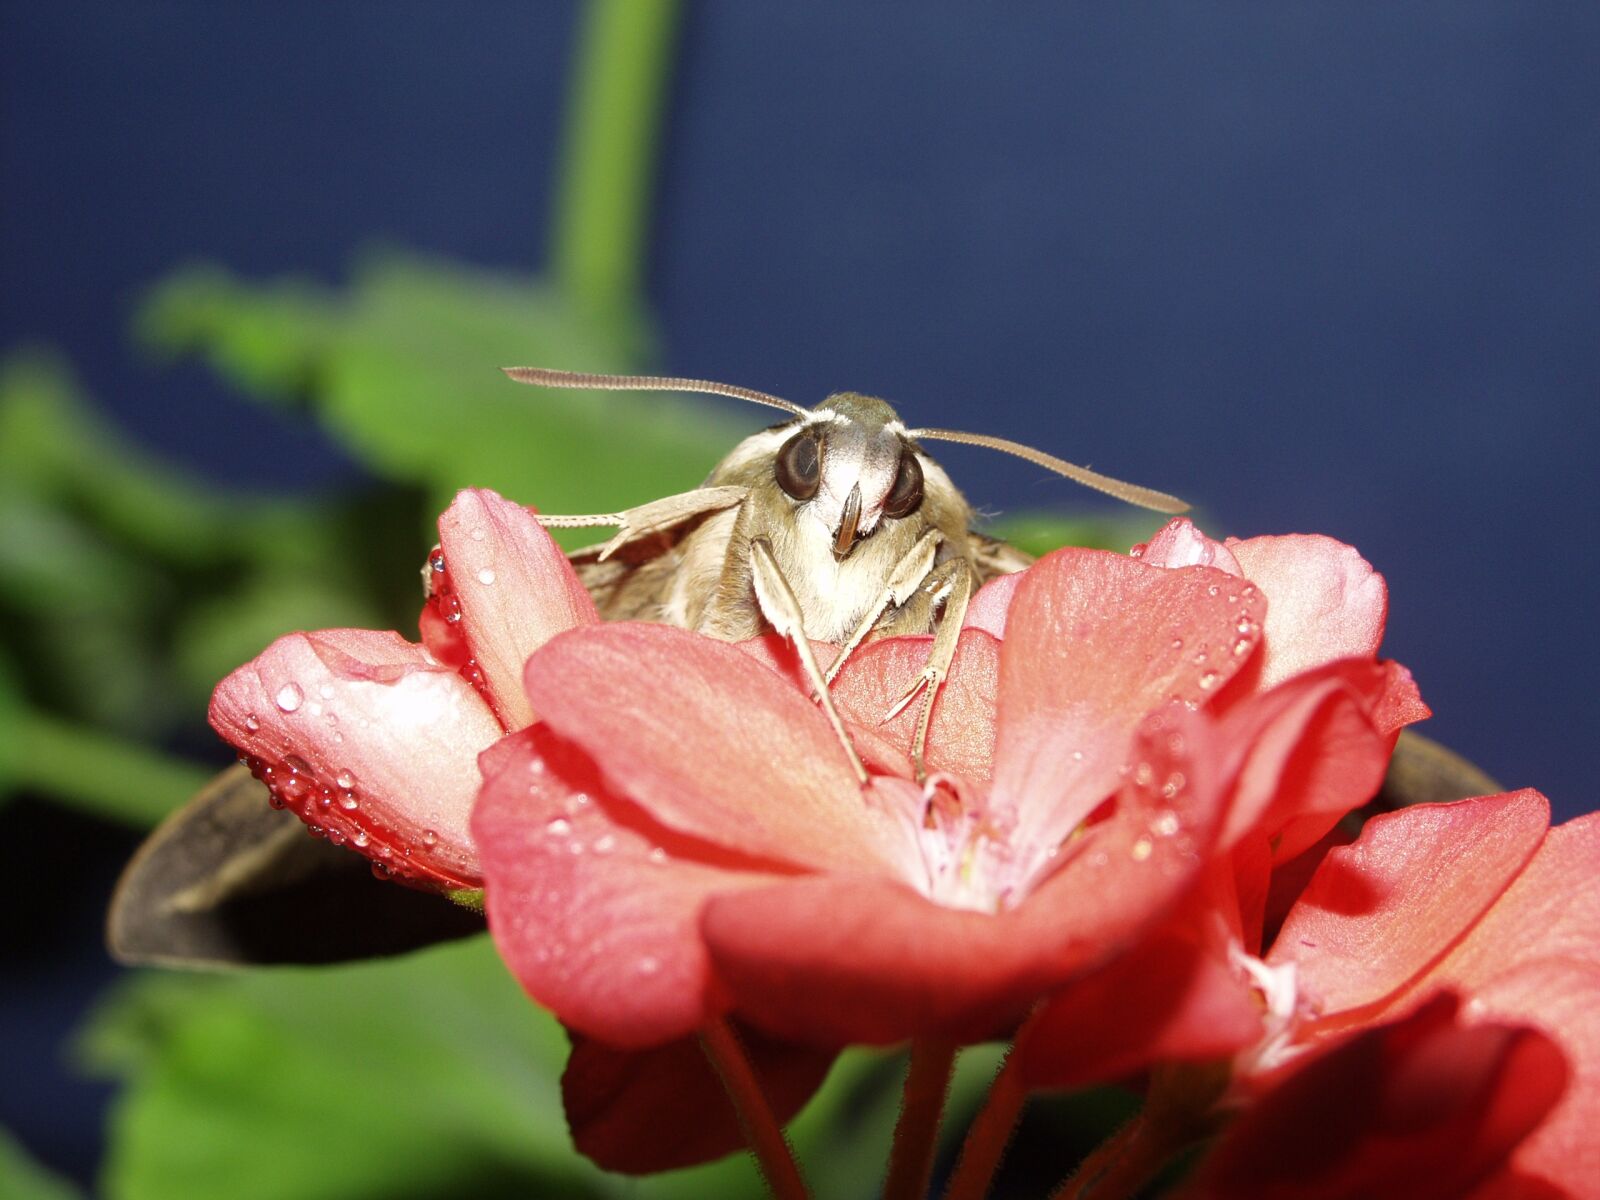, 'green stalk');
11,711,209,828
550,0,682,319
